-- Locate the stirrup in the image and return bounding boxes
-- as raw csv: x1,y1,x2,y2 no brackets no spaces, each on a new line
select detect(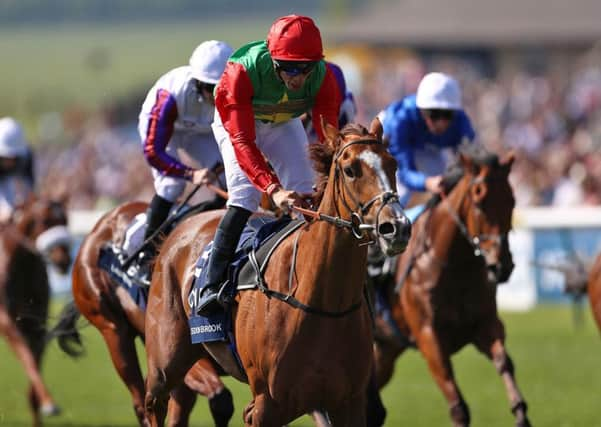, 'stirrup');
197,280,230,316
